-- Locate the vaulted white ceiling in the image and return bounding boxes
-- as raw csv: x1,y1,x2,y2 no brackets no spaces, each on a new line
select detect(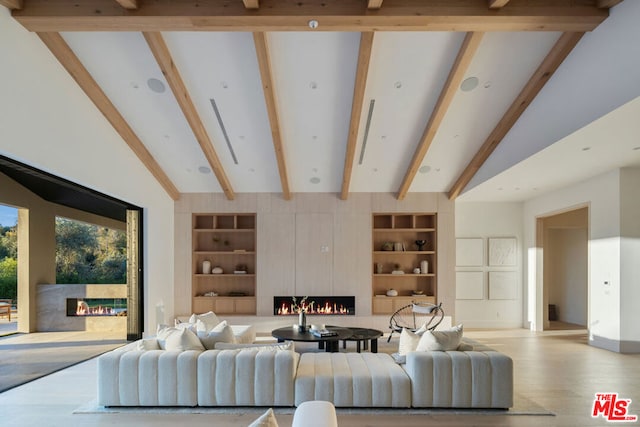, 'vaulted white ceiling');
2,0,639,202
